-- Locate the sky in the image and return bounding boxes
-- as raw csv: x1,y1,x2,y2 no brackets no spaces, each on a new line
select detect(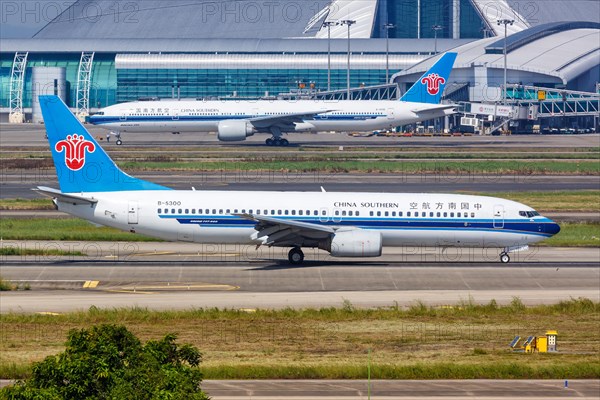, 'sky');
1,0,76,38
